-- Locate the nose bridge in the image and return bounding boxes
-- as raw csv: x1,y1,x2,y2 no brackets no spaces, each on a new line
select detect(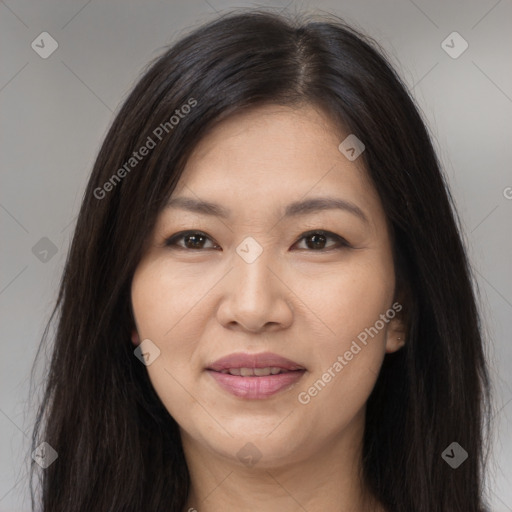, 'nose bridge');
233,237,275,300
